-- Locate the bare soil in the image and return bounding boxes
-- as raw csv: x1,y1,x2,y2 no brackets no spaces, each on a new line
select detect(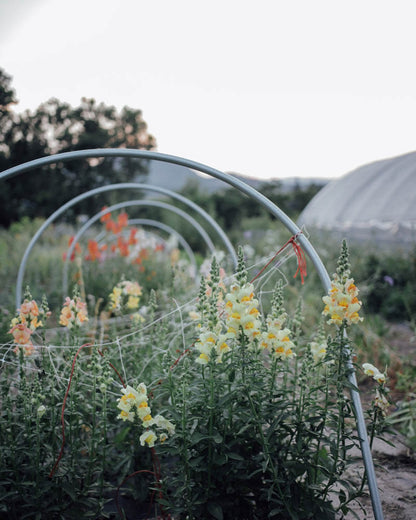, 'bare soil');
346,322,416,519
346,433,416,519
